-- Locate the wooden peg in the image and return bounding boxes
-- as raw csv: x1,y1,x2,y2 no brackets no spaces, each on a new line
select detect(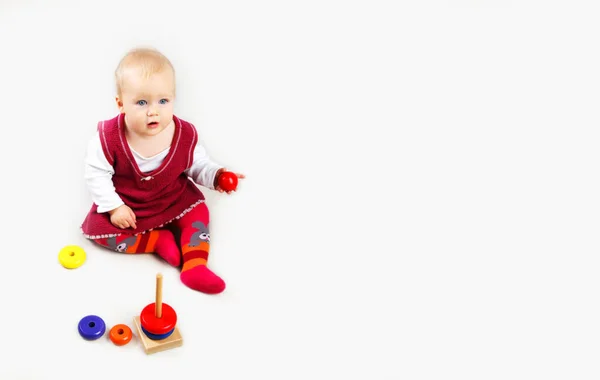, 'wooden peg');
155,273,163,318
